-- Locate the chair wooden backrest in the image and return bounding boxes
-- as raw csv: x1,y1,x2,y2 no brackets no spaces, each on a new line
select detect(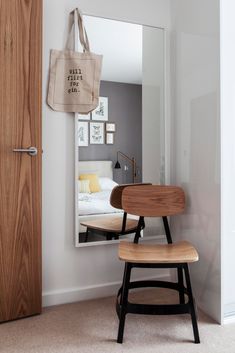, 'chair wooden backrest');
110,183,151,234
110,183,151,209
122,185,185,217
